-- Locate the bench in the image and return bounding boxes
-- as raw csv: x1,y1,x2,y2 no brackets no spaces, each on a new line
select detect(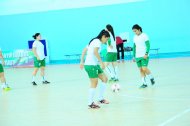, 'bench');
64,54,81,64
150,48,160,56
124,47,160,59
